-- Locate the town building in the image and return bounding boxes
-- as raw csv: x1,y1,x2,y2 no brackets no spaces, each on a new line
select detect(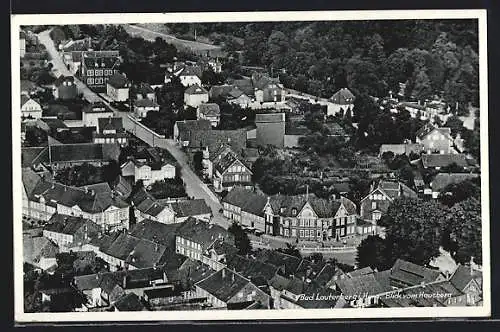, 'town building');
184,84,209,108
177,65,203,87
389,259,445,289
255,113,286,148
82,102,114,127
252,73,286,103
210,147,253,192
194,268,270,309
360,179,418,222
93,117,129,146
415,123,456,154
130,189,175,224
134,82,156,102
329,88,355,117
52,75,78,100
449,264,483,306
23,233,59,272
175,218,232,262
197,103,221,127
43,214,101,250
379,143,424,157
106,73,131,102
133,98,160,118
170,199,212,223
21,95,43,120
80,52,121,92
173,119,212,146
